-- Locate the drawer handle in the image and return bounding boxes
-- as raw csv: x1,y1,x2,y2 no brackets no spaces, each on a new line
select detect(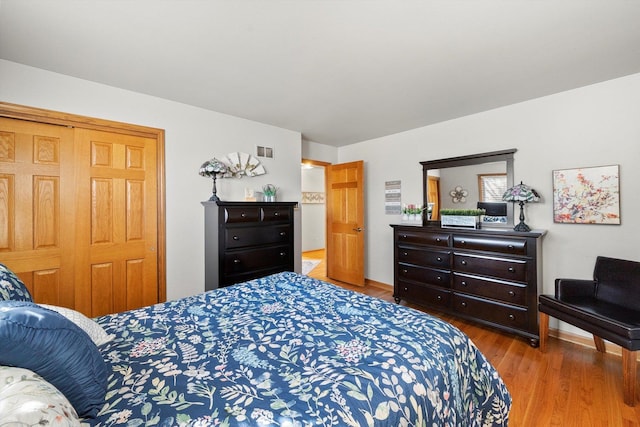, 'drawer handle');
436,276,442,281
508,290,515,297
274,212,280,216
461,302,467,308
461,281,467,287
279,252,286,257
436,238,441,242
509,314,515,320
403,252,408,256
436,295,442,301
233,235,240,240
401,234,407,239
403,287,408,292
461,260,467,266
233,259,241,264
508,244,514,249
460,240,466,245
240,212,246,217
279,232,286,236
508,267,515,273
402,269,408,274
436,256,442,262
